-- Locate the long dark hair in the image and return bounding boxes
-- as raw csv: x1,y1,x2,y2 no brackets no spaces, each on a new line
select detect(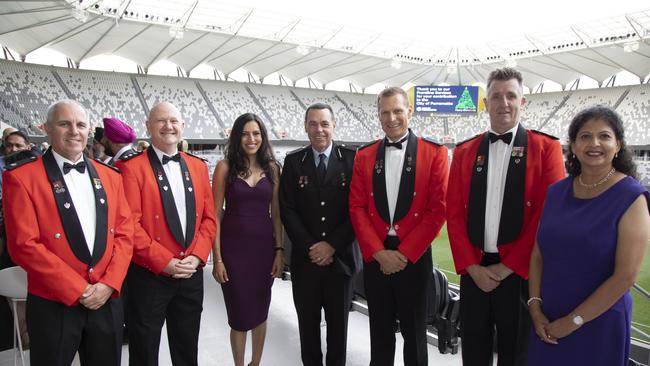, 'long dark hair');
565,105,637,178
225,113,278,184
